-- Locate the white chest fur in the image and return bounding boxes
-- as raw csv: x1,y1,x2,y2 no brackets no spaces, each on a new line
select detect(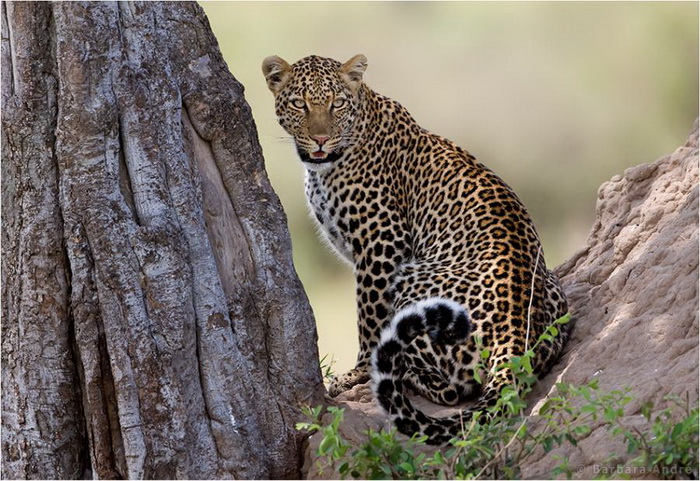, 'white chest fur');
304,170,354,264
